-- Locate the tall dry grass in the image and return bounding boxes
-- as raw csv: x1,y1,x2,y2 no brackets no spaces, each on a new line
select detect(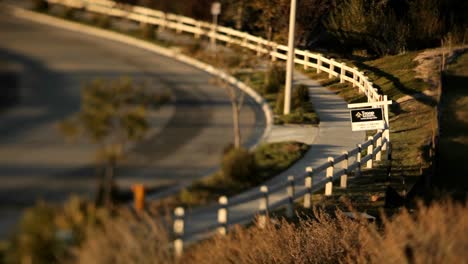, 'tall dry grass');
346,200,468,264
186,210,368,264
72,200,467,264
186,200,468,264
73,210,172,264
